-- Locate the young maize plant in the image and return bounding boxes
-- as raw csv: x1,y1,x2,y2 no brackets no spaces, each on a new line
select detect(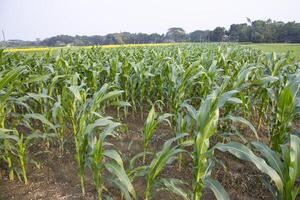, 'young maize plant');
174,111,193,171
117,55,131,117
65,81,126,196
225,64,257,119
181,89,240,200
52,95,65,155
0,129,26,182
250,74,279,130
0,66,26,128
215,134,300,200
0,129,16,181
0,66,26,181
130,62,154,117
167,62,200,115
22,74,54,120
0,114,46,185
270,75,300,151
88,117,136,199
143,135,188,200
142,104,172,163
48,74,67,100
56,77,88,195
